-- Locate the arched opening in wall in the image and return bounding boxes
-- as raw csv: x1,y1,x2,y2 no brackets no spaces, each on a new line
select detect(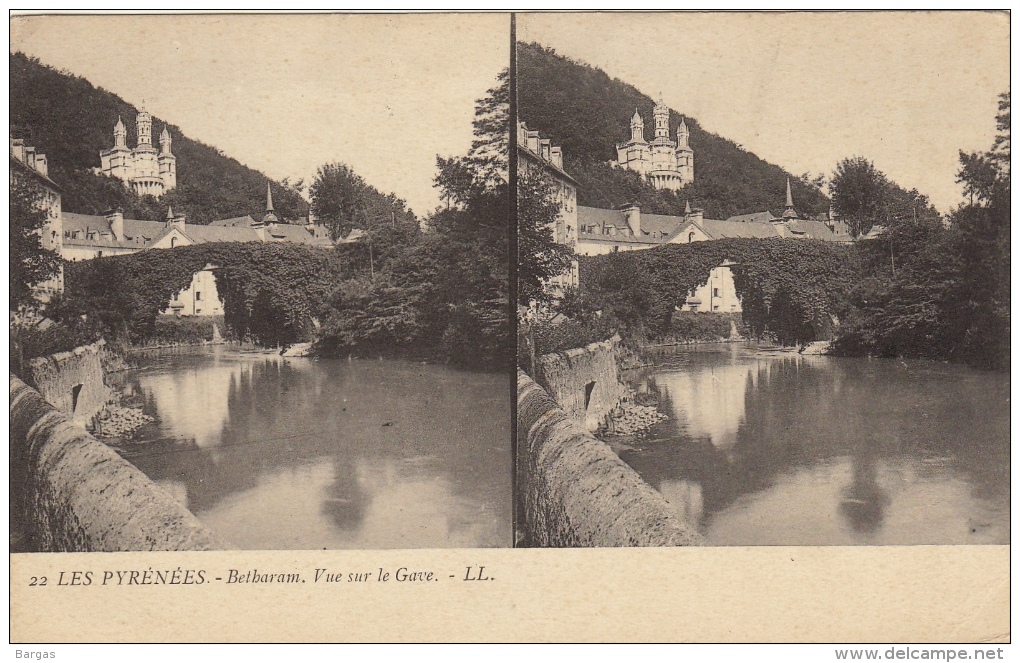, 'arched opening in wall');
71,384,83,414
584,381,596,411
